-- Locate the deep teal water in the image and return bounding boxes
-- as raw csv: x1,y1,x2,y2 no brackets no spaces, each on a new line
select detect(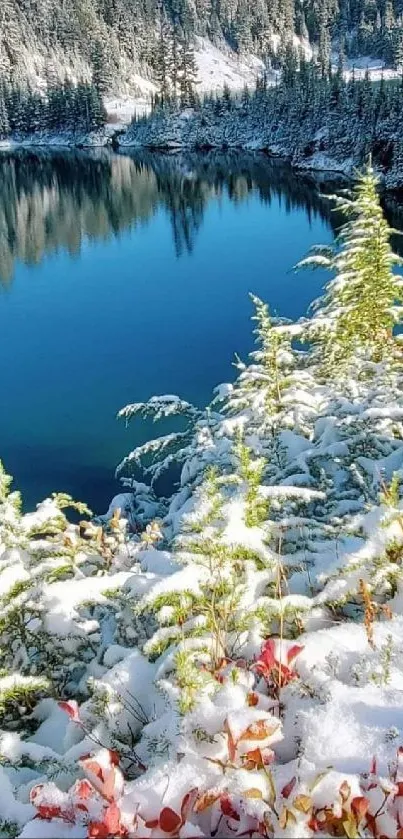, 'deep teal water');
0,150,337,512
